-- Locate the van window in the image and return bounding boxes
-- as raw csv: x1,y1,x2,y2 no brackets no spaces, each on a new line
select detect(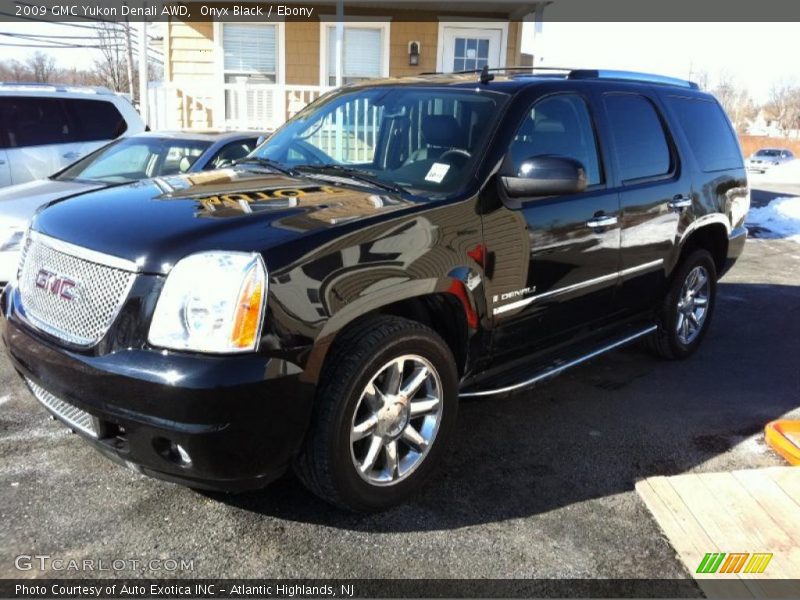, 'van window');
64,98,128,142
0,97,73,148
667,97,742,172
509,94,602,185
604,94,672,182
